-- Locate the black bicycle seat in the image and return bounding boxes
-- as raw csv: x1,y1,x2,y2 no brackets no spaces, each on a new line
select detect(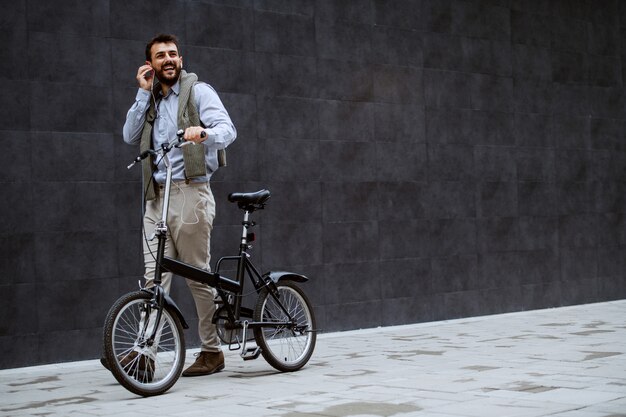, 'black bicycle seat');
228,189,271,207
